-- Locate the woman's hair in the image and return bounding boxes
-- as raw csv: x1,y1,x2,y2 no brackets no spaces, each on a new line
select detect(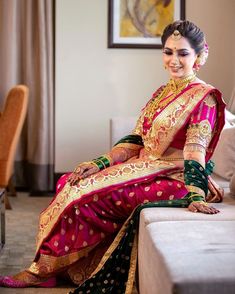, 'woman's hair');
161,20,205,54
